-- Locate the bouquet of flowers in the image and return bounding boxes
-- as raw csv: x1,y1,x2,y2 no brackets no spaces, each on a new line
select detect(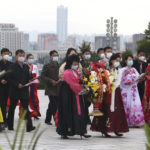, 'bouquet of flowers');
82,62,111,116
